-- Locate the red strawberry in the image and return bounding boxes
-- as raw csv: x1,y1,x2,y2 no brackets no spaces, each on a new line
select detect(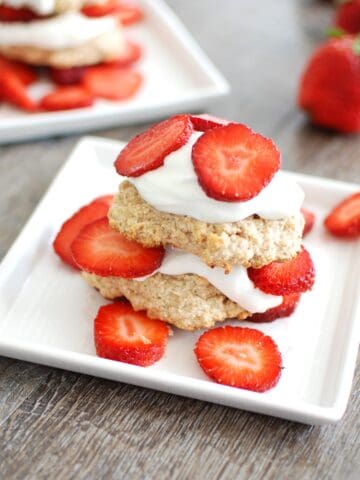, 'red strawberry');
192,123,281,202
71,217,165,277
115,3,143,26
335,0,360,34
94,302,169,366
324,191,360,238
0,5,41,22
0,56,37,86
82,66,142,100
53,199,111,269
94,194,114,208
301,208,315,236
190,113,230,131
105,42,142,67
82,0,120,17
248,293,301,323
194,326,282,392
115,114,193,177
40,86,94,111
298,36,360,133
0,69,37,111
49,66,86,85
248,246,315,295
